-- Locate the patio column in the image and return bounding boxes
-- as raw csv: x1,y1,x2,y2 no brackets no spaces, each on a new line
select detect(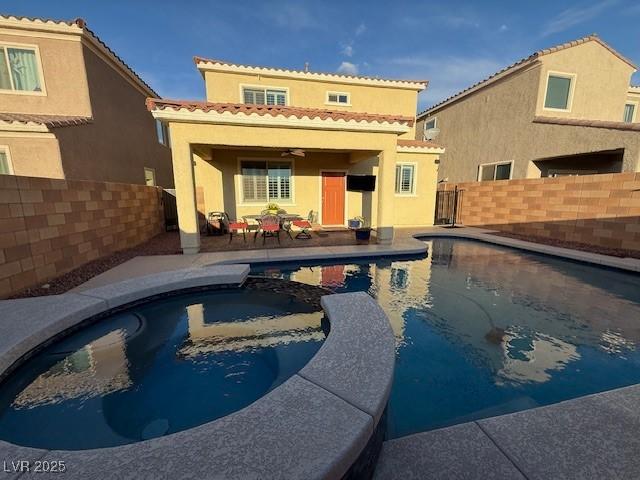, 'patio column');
376,149,396,244
171,139,200,254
